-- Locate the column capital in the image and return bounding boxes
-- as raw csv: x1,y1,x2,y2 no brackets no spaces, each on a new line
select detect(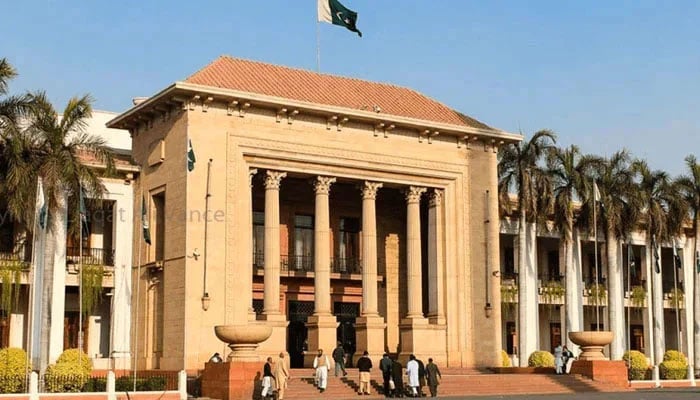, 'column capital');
313,176,336,195
264,170,287,190
249,169,258,187
429,189,443,207
405,186,427,204
361,181,383,200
